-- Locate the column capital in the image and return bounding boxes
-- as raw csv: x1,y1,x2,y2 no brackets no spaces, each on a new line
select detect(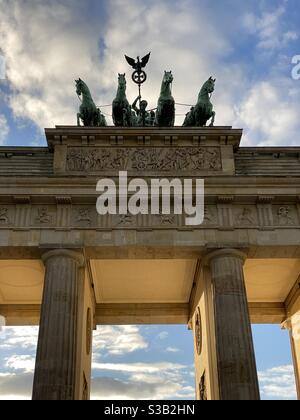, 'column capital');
204,248,247,266
42,249,85,268
281,318,292,331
